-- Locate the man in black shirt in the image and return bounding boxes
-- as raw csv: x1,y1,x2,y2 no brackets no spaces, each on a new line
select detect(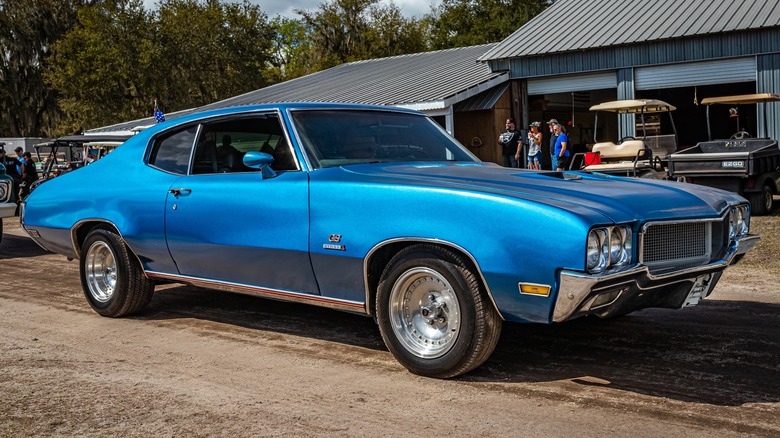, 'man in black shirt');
498,118,521,168
21,151,38,199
